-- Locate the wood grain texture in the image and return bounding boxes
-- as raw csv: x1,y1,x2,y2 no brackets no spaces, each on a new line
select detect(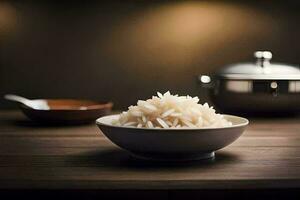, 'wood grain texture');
0,110,300,190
